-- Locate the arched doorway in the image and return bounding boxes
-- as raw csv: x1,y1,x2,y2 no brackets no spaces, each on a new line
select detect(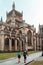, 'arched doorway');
27,30,32,46
5,38,9,51
17,39,19,51
12,39,15,51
